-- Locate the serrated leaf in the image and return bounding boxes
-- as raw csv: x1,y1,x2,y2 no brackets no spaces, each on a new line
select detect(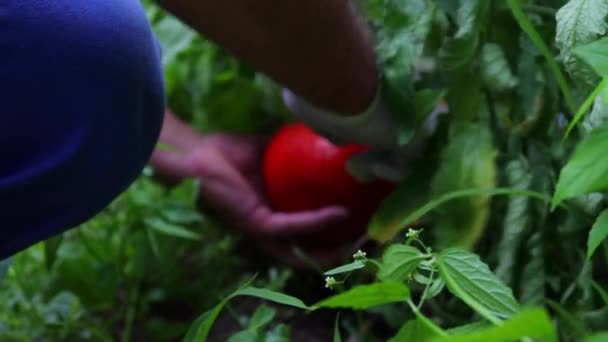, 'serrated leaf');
144,217,202,241
495,159,532,285
430,308,557,342
480,43,518,92
313,282,410,310
552,123,608,208
587,209,608,260
324,261,366,276
440,35,480,71
555,0,608,89
378,245,428,282
437,249,519,323
235,287,309,310
455,0,489,37
519,232,545,305
388,319,440,342
431,124,497,249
